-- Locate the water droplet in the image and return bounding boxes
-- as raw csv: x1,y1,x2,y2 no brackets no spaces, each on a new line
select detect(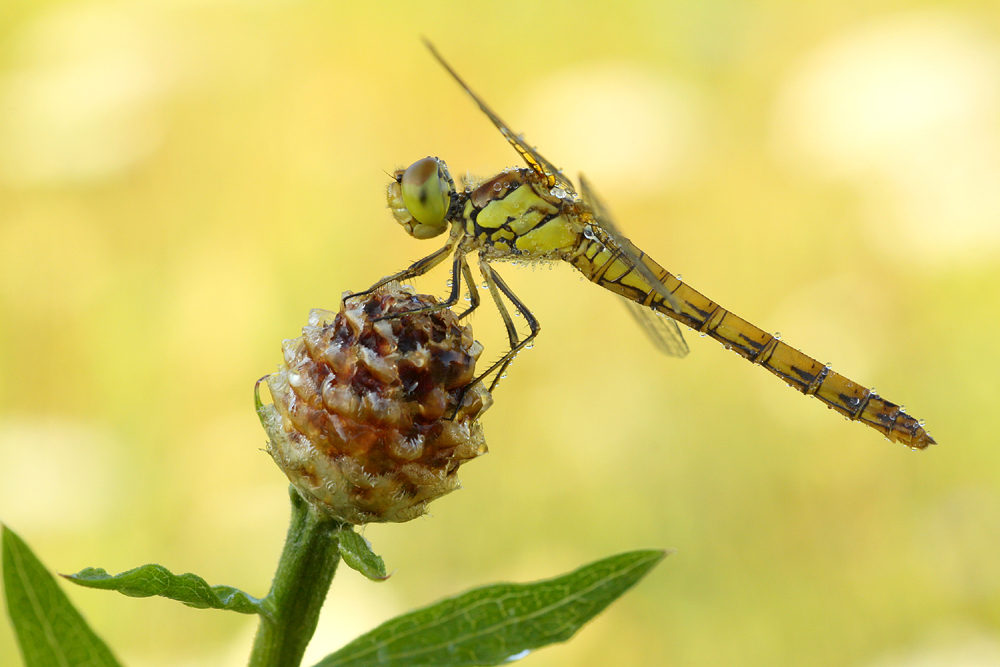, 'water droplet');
550,186,566,199
493,183,502,192
583,227,595,240
918,419,926,427
675,273,683,281
774,332,781,340
514,310,521,317
700,333,707,338
526,341,534,349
